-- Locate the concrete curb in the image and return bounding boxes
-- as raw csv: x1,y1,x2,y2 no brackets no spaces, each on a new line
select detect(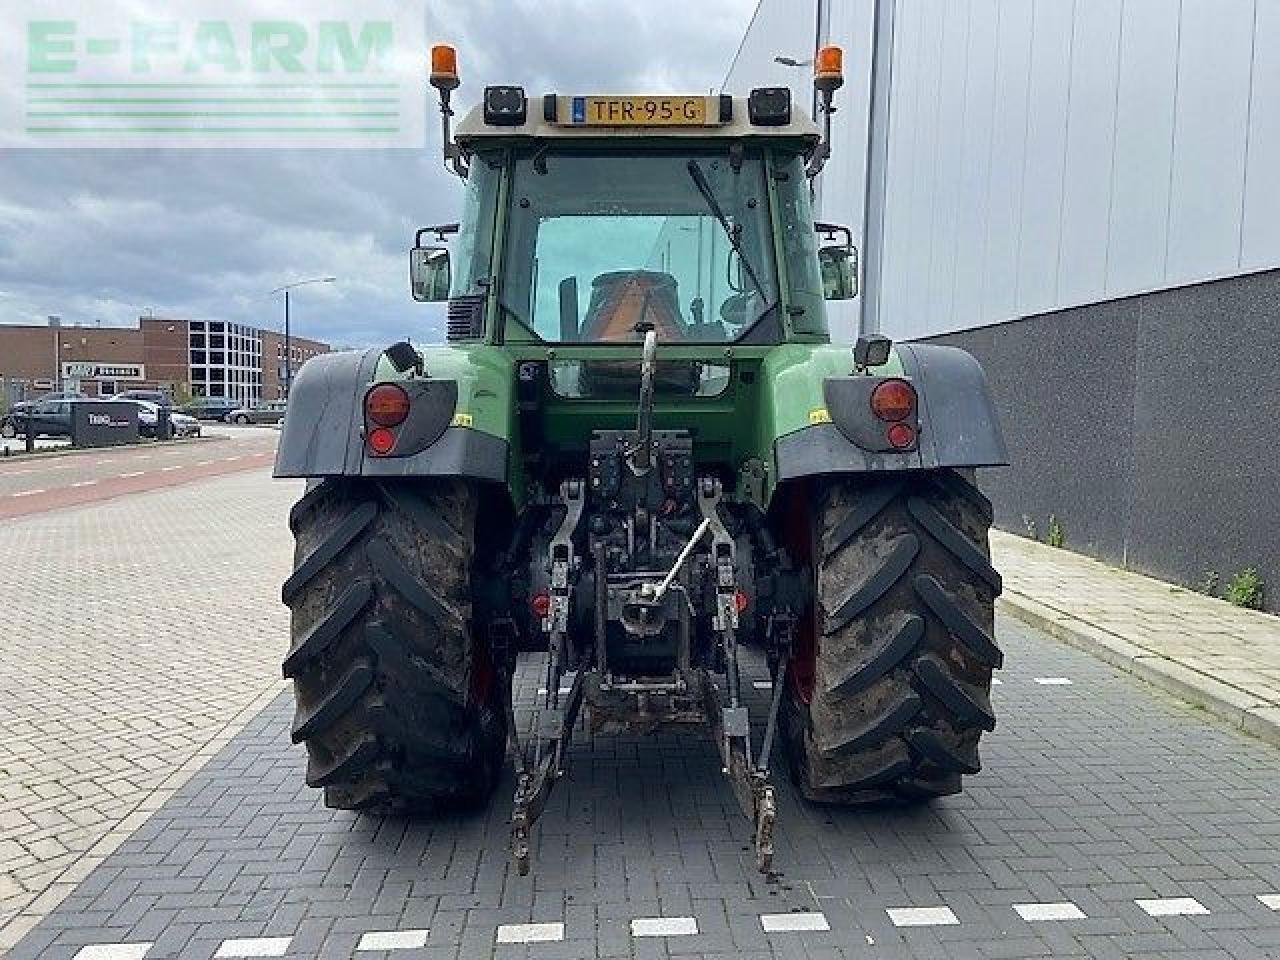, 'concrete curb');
998,591,1280,750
